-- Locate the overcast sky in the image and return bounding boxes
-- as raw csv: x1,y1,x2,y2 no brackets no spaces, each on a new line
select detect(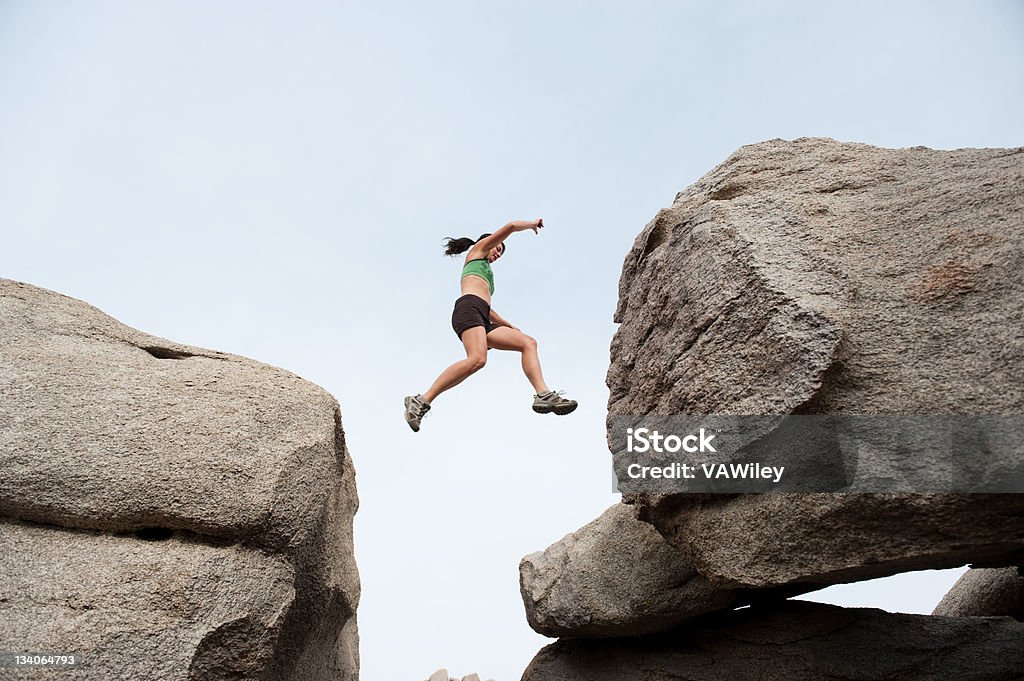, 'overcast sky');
2,2,1022,680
